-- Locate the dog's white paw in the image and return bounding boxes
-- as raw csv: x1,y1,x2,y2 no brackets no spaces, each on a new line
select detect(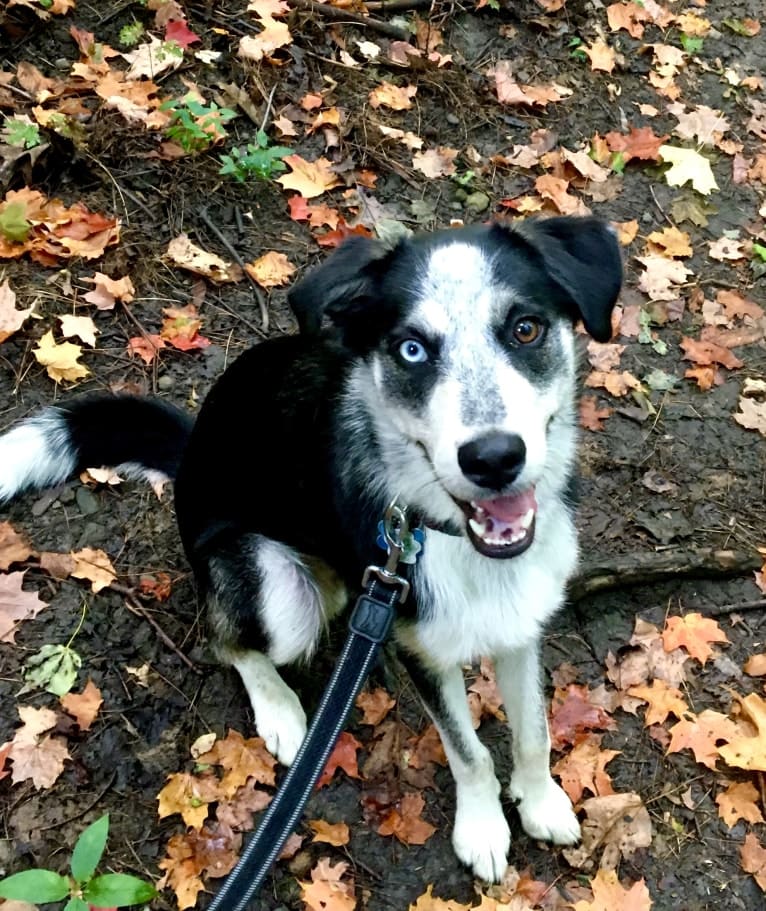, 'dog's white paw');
510,776,581,845
452,797,511,883
254,690,307,766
